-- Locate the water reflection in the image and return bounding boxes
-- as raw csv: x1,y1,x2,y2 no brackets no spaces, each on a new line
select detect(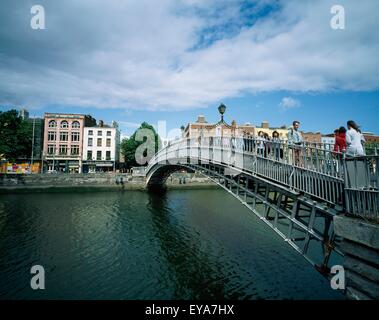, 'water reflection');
0,190,344,300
